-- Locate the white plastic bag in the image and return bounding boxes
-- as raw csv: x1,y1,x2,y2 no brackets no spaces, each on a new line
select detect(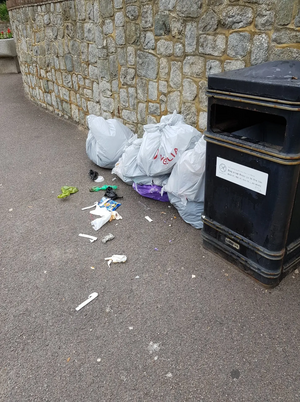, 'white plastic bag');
136,111,201,176
90,207,112,230
168,193,204,229
163,136,206,205
112,138,170,186
86,115,136,169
